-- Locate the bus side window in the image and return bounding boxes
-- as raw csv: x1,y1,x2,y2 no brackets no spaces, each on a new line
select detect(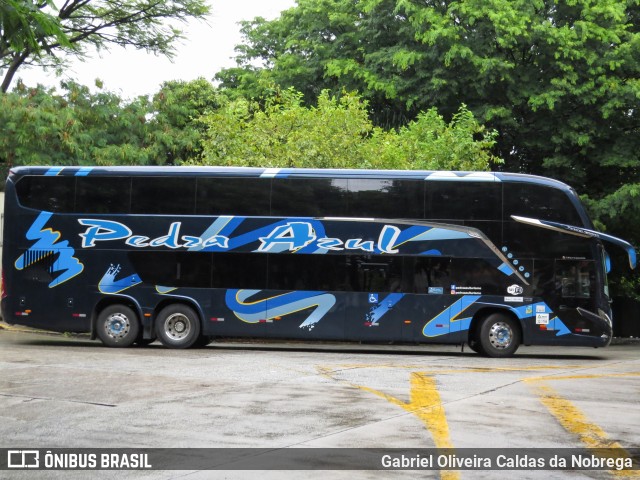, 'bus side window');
347,179,424,219
76,177,131,213
15,176,75,212
426,181,500,221
196,178,269,216
271,178,348,217
132,177,196,215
